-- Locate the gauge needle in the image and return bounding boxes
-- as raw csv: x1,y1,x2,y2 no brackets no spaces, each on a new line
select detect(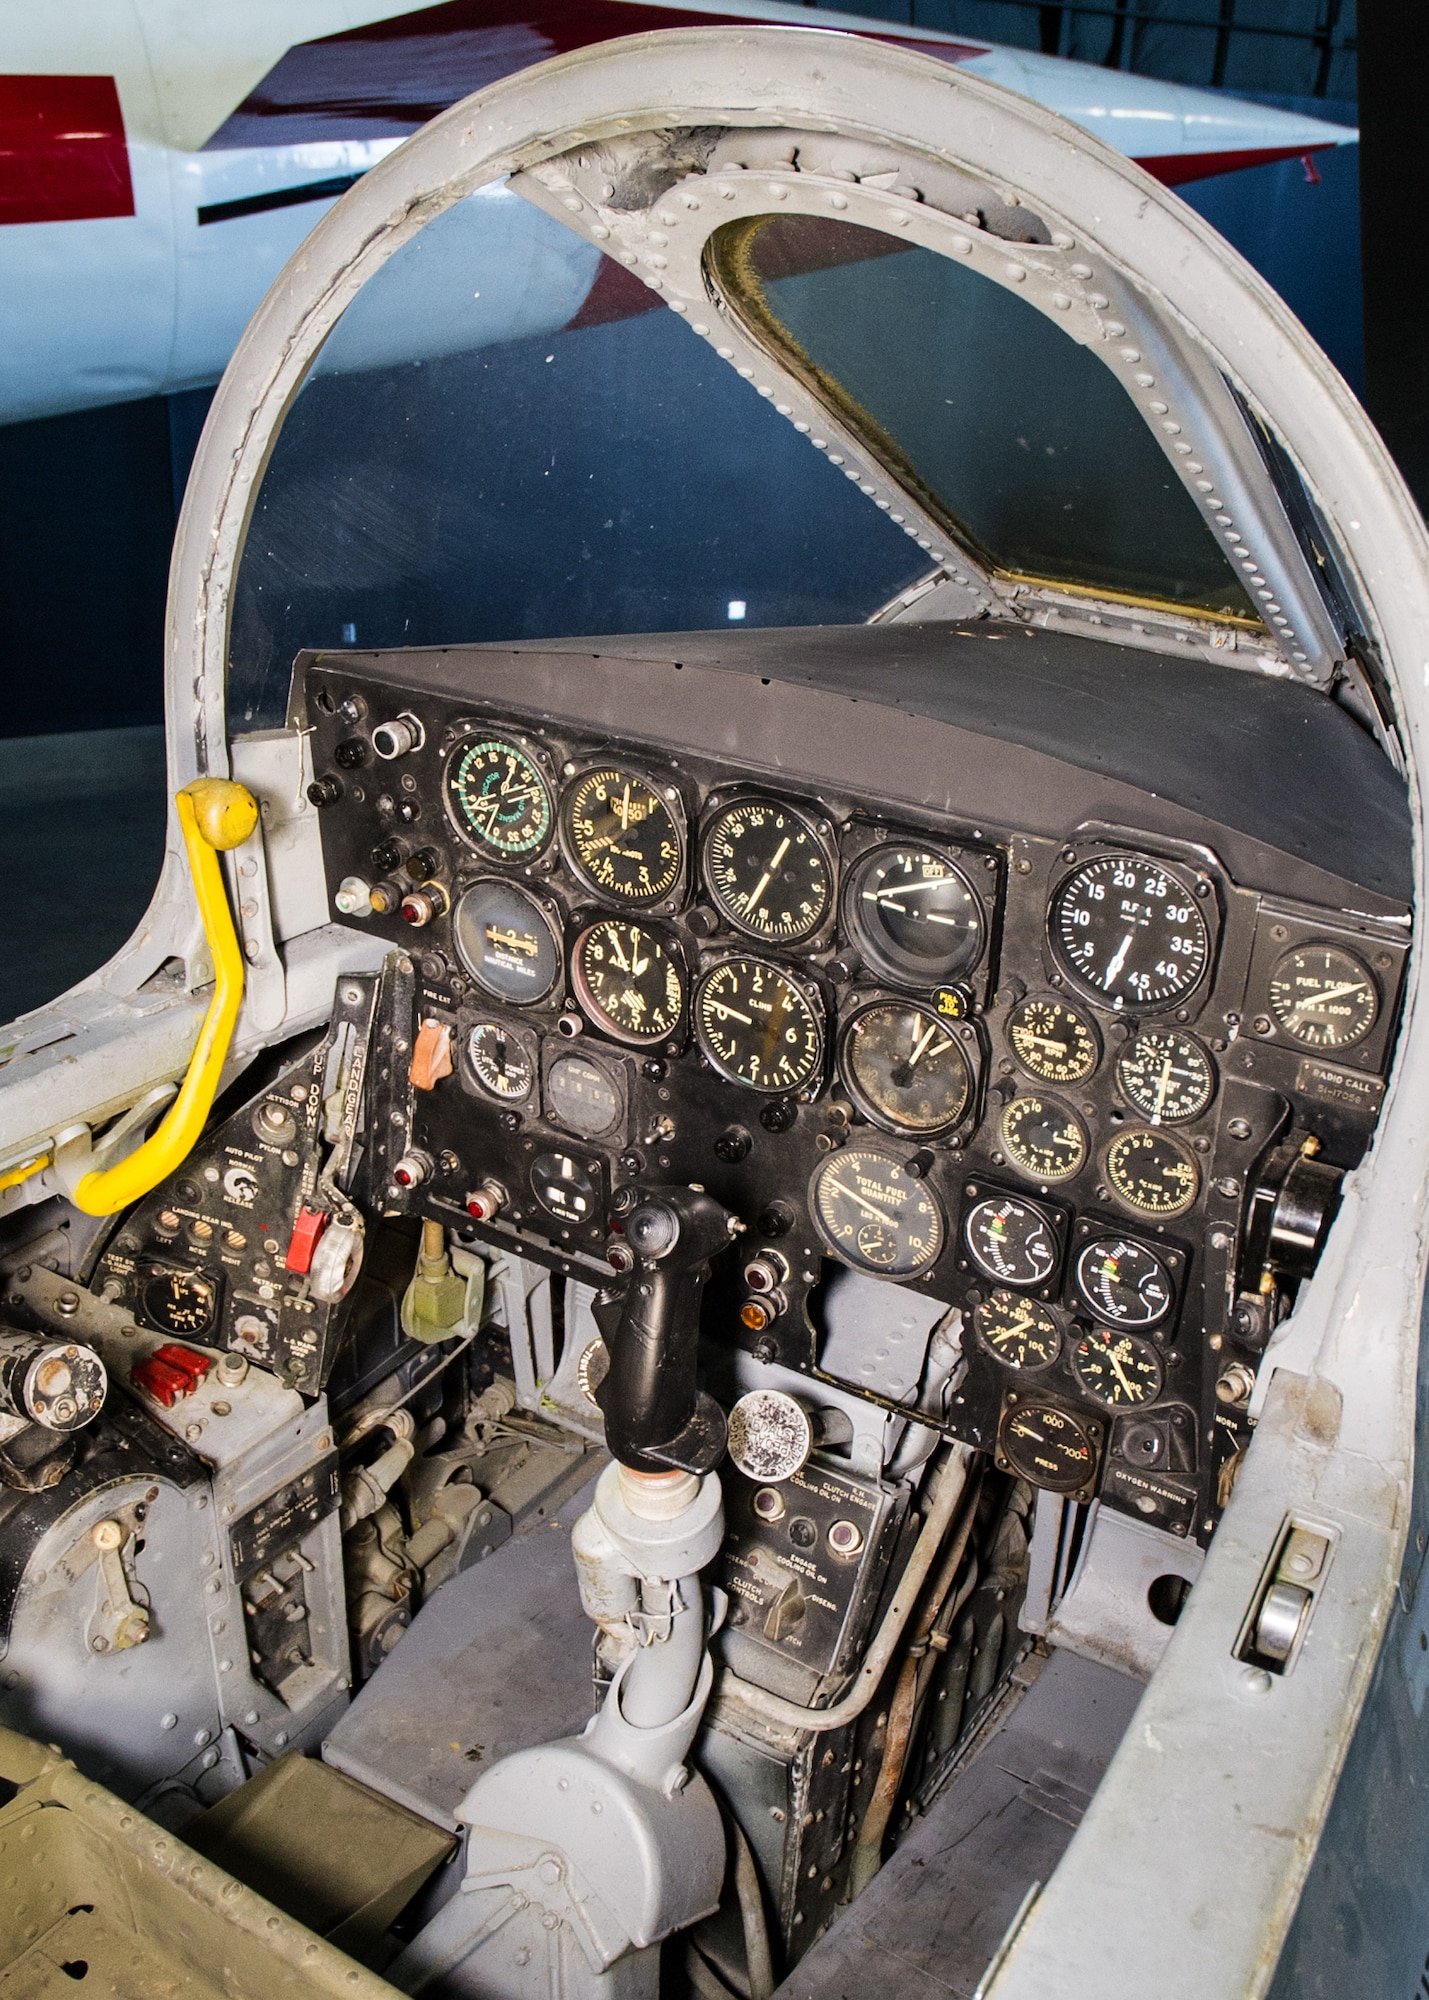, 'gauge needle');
1103,934,1133,986
1152,1053,1173,1122
630,929,648,976
608,931,631,972
1290,981,1367,1014
707,1000,753,1026
1023,1032,1068,1055
825,1180,898,1226
619,782,632,831
1108,1346,1137,1399
743,837,790,913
